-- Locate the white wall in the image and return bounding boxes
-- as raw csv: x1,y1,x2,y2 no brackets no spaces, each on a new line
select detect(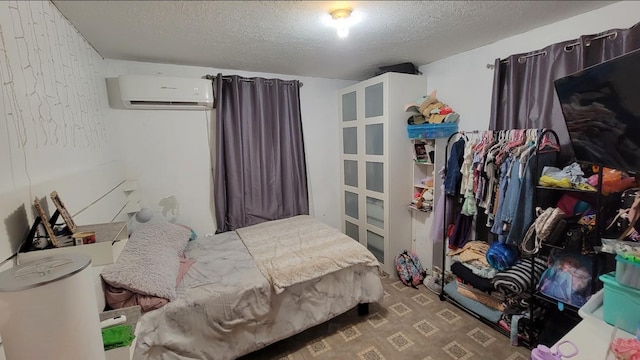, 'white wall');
105,60,354,235
0,1,122,357
419,1,640,131
0,1,119,190
0,0,121,261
